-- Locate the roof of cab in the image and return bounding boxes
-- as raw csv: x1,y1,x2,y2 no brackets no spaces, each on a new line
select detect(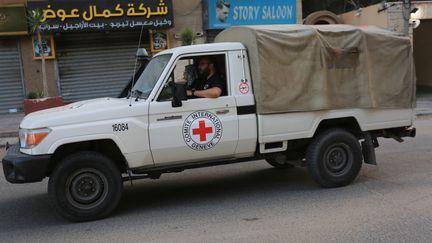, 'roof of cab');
154,42,246,57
